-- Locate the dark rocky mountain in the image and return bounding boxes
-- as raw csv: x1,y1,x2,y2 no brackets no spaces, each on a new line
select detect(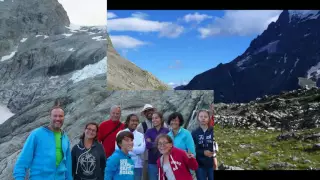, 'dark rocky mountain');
178,10,320,103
